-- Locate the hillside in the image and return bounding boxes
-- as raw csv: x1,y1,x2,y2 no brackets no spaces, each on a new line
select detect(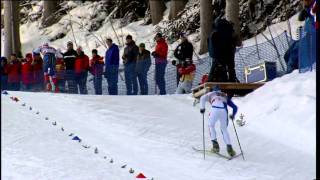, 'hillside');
2,70,316,180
